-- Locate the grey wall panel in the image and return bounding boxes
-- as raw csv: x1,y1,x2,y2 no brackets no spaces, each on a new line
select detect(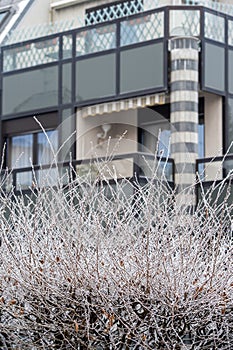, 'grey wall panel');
62,63,72,104
76,54,116,102
228,50,233,94
3,66,58,115
120,43,164,94
204,43,225,92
